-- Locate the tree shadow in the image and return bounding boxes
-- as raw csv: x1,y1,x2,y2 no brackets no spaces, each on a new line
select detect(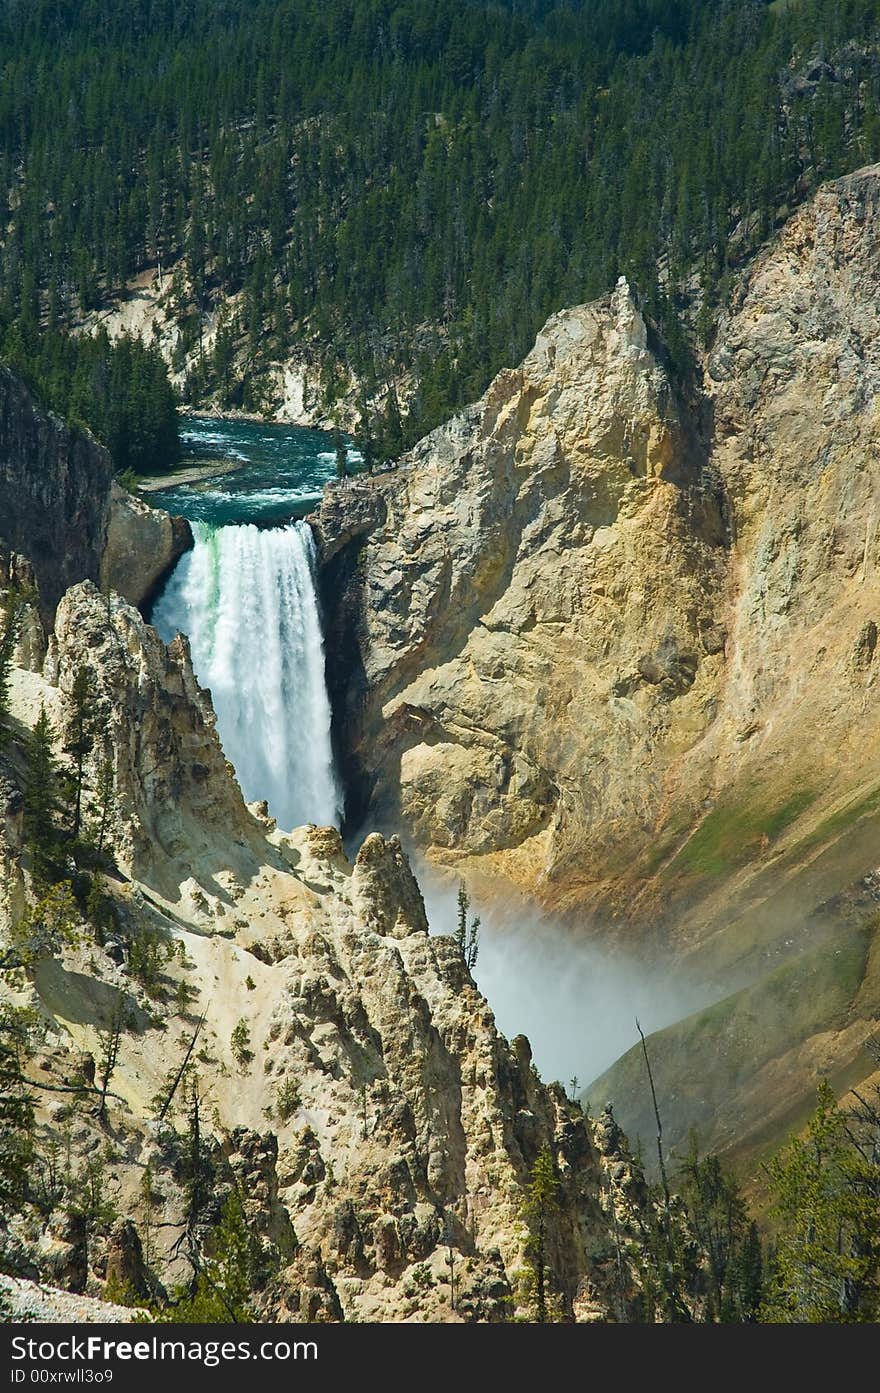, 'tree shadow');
33,958,153,1032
